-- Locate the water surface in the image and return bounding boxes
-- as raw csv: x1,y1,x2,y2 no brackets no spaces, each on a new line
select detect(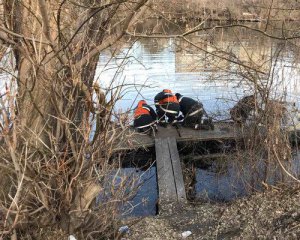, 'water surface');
96,22,300,120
